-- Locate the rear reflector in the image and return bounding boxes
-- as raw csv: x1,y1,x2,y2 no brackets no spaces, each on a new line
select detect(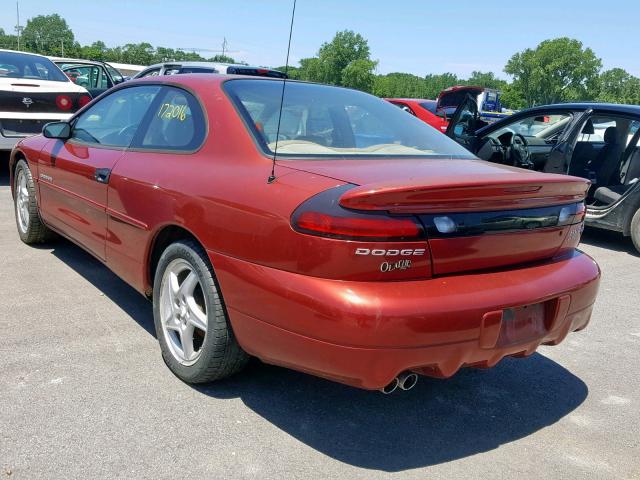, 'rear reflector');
292,185,423,241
